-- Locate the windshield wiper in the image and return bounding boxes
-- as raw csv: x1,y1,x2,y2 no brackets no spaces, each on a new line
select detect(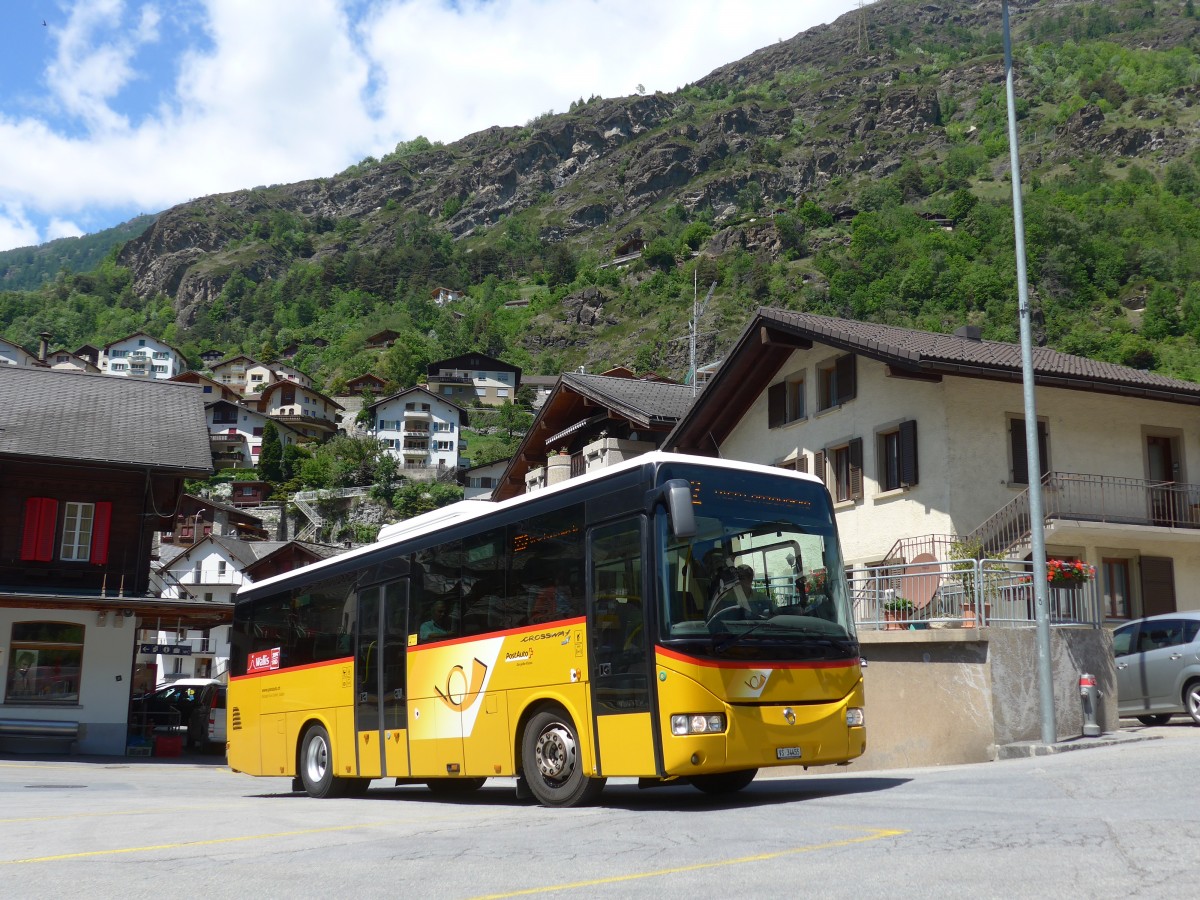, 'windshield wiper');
714,621,855,656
